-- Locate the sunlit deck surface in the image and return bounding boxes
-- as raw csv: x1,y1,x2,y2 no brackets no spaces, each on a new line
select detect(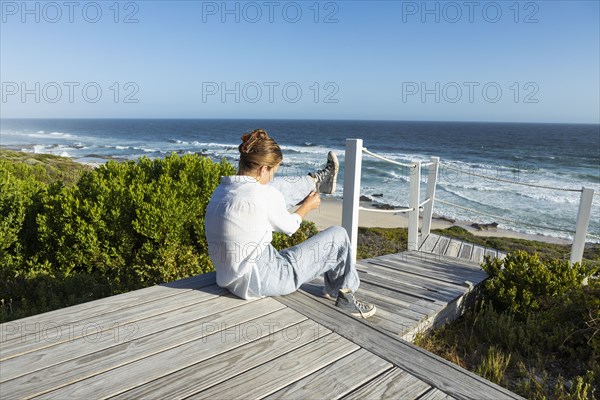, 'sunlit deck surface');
0,235,520,400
